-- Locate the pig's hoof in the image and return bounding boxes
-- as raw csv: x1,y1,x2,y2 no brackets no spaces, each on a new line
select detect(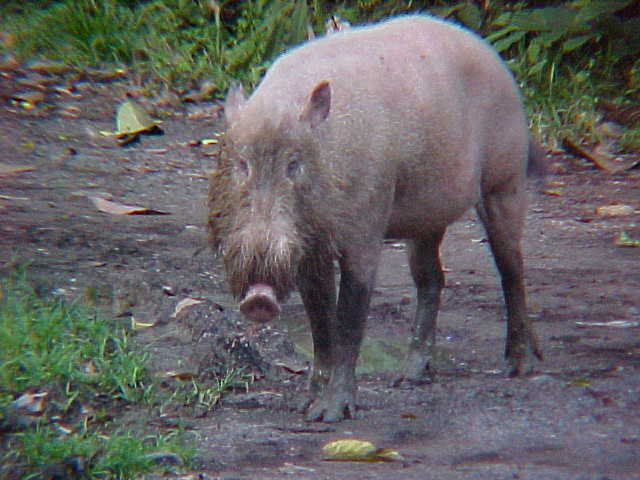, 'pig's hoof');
393,352,433,387
506,338,543,377
390,374,433,389
305,394,356,423
239,284,280,323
